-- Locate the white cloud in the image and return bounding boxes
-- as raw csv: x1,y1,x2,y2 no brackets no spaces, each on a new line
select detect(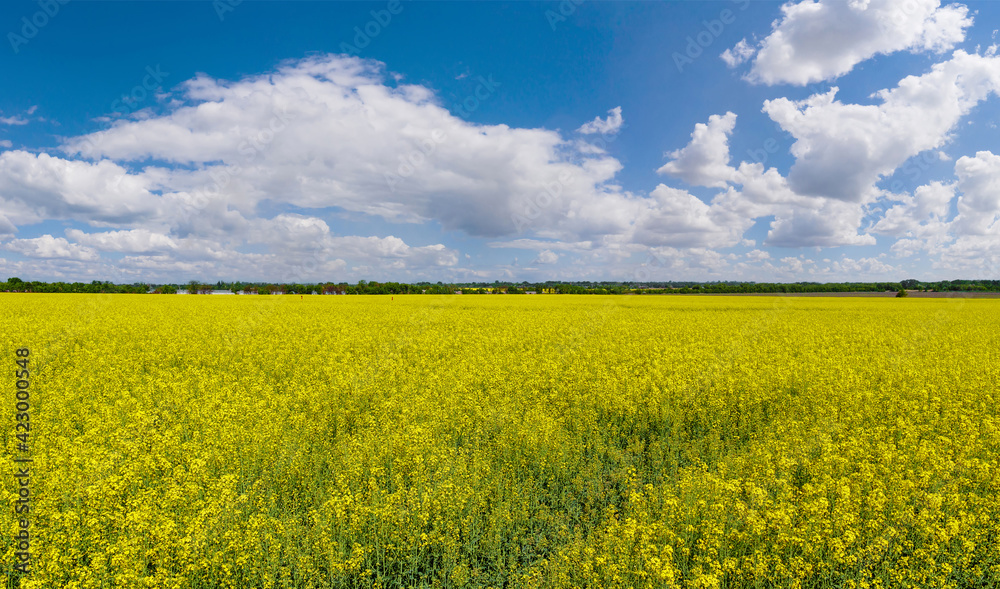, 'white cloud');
869,151,1000,273
655,112,876,248
66,228,179,253
330,236,459,268
244,214,460,270
60,55,629,242
8,49,994,281
780,256,805,273
721,39,756,68
889,238,925,257
738,0,972,85
829,256,895,276
4,55,716,280
0,150,158,227
632,184,751,248
653,63,999,250
673,50,1000,250
0,215,15,237
657,112,737,188
577,106,623,135
871,181,954,235
764,198,876,247
4,235,98,261
635,246,731,278
534,249,559,264
245,214,332,250
0,106,41,127
952,150,1000,236
763,51,1000,202
488,238,594,252
0,140,11,149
